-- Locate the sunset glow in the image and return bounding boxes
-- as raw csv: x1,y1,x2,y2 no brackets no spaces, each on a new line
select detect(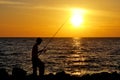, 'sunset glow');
0,0,120,37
